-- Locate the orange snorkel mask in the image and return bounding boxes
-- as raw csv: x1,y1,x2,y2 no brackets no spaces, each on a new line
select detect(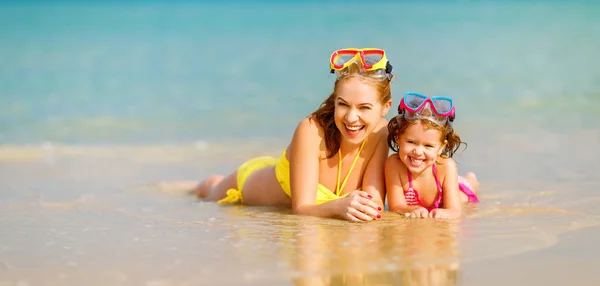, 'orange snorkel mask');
329,48,393,80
